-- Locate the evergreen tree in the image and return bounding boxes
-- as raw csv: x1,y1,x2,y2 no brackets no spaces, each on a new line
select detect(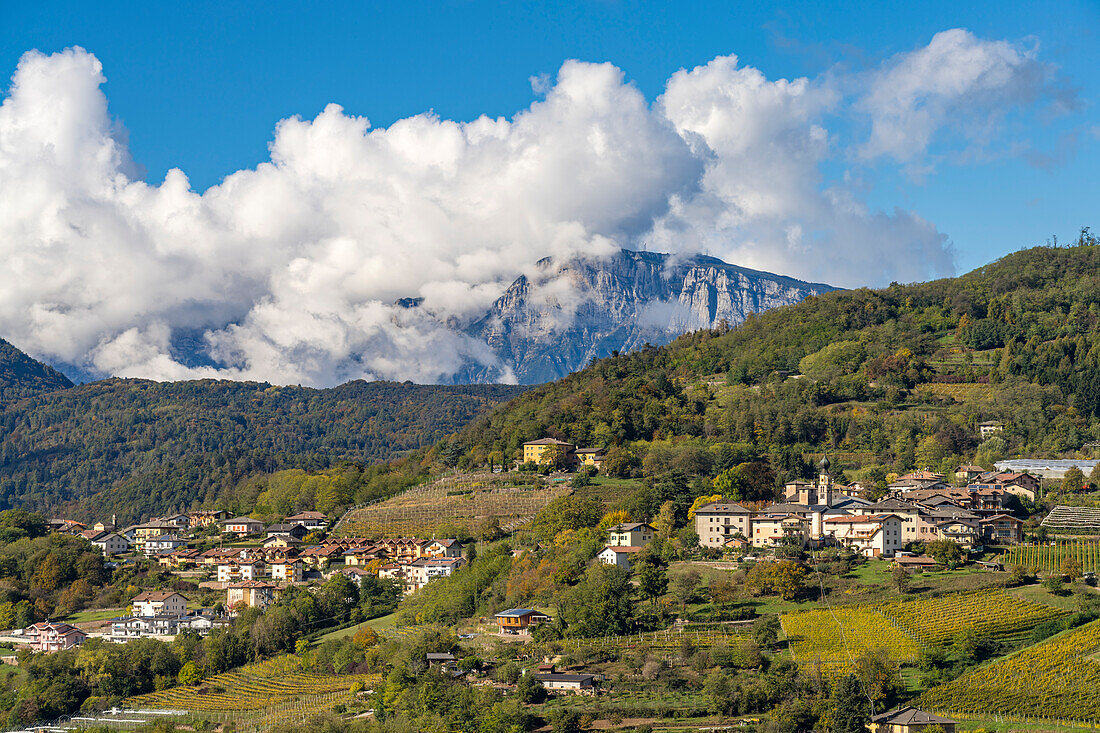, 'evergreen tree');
831,674,871,733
